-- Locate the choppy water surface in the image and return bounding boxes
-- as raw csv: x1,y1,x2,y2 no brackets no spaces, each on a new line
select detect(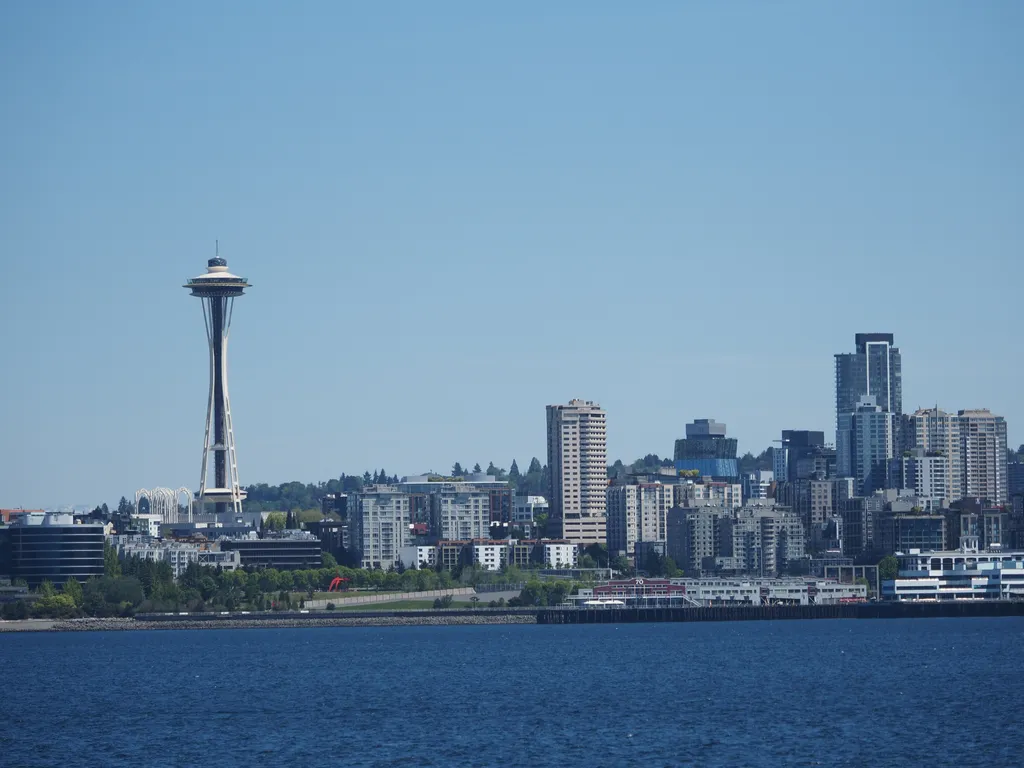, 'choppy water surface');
2,618,1022,767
